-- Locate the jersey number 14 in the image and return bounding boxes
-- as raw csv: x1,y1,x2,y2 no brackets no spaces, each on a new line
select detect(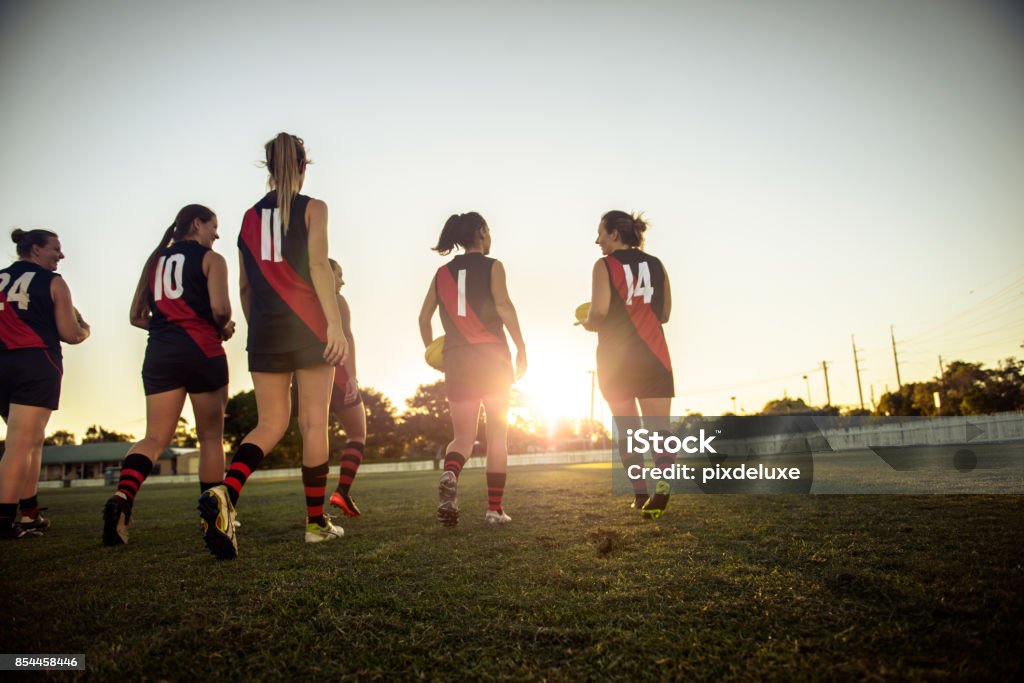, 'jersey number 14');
622,262,654,305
